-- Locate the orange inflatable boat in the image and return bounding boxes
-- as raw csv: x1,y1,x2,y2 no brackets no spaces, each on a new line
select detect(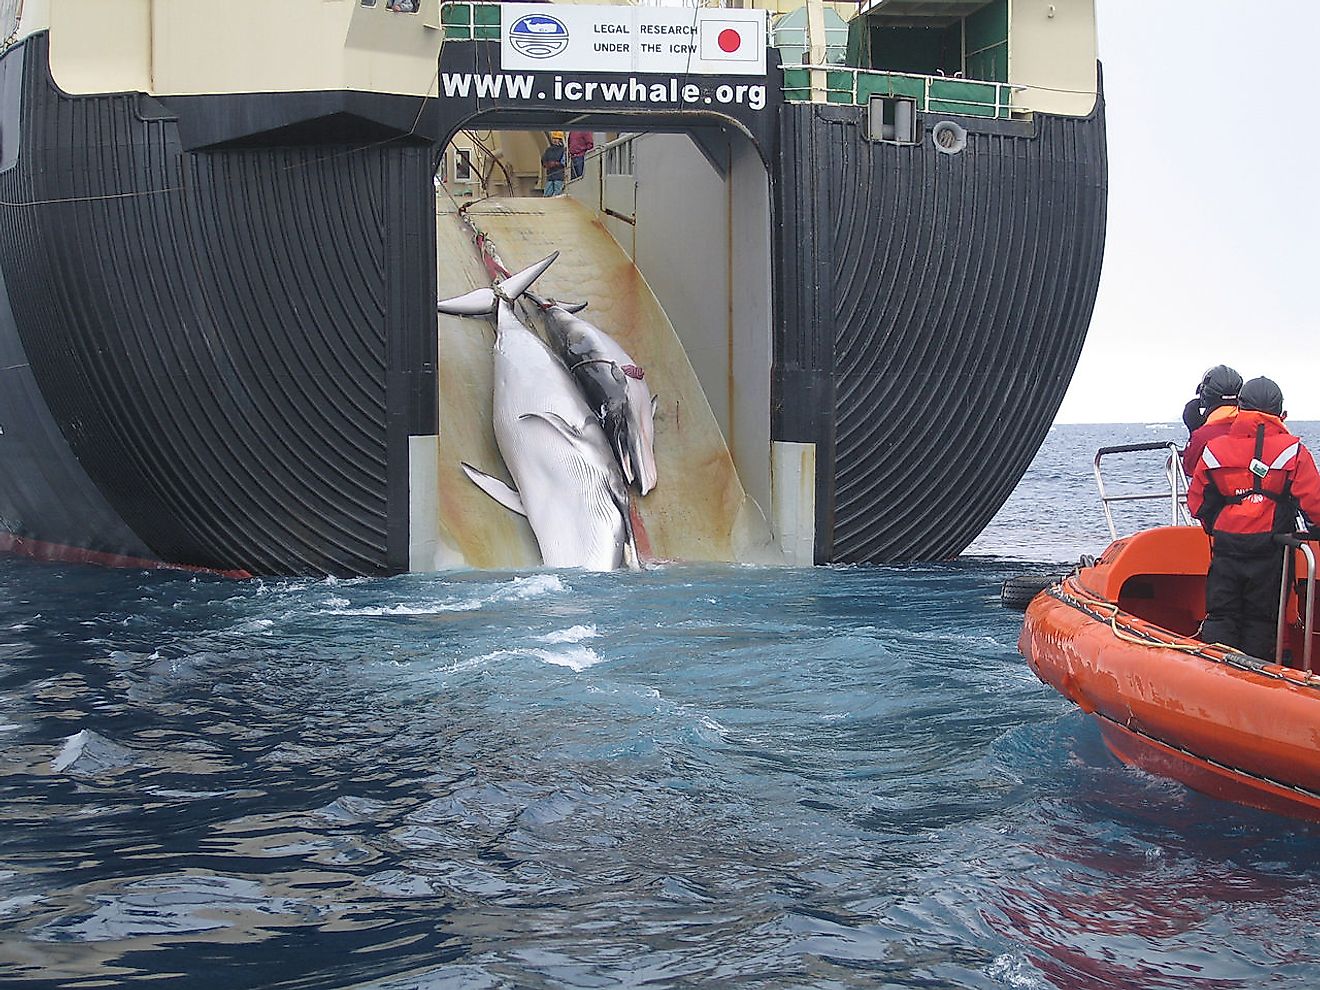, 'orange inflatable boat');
1018,524,1320,822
